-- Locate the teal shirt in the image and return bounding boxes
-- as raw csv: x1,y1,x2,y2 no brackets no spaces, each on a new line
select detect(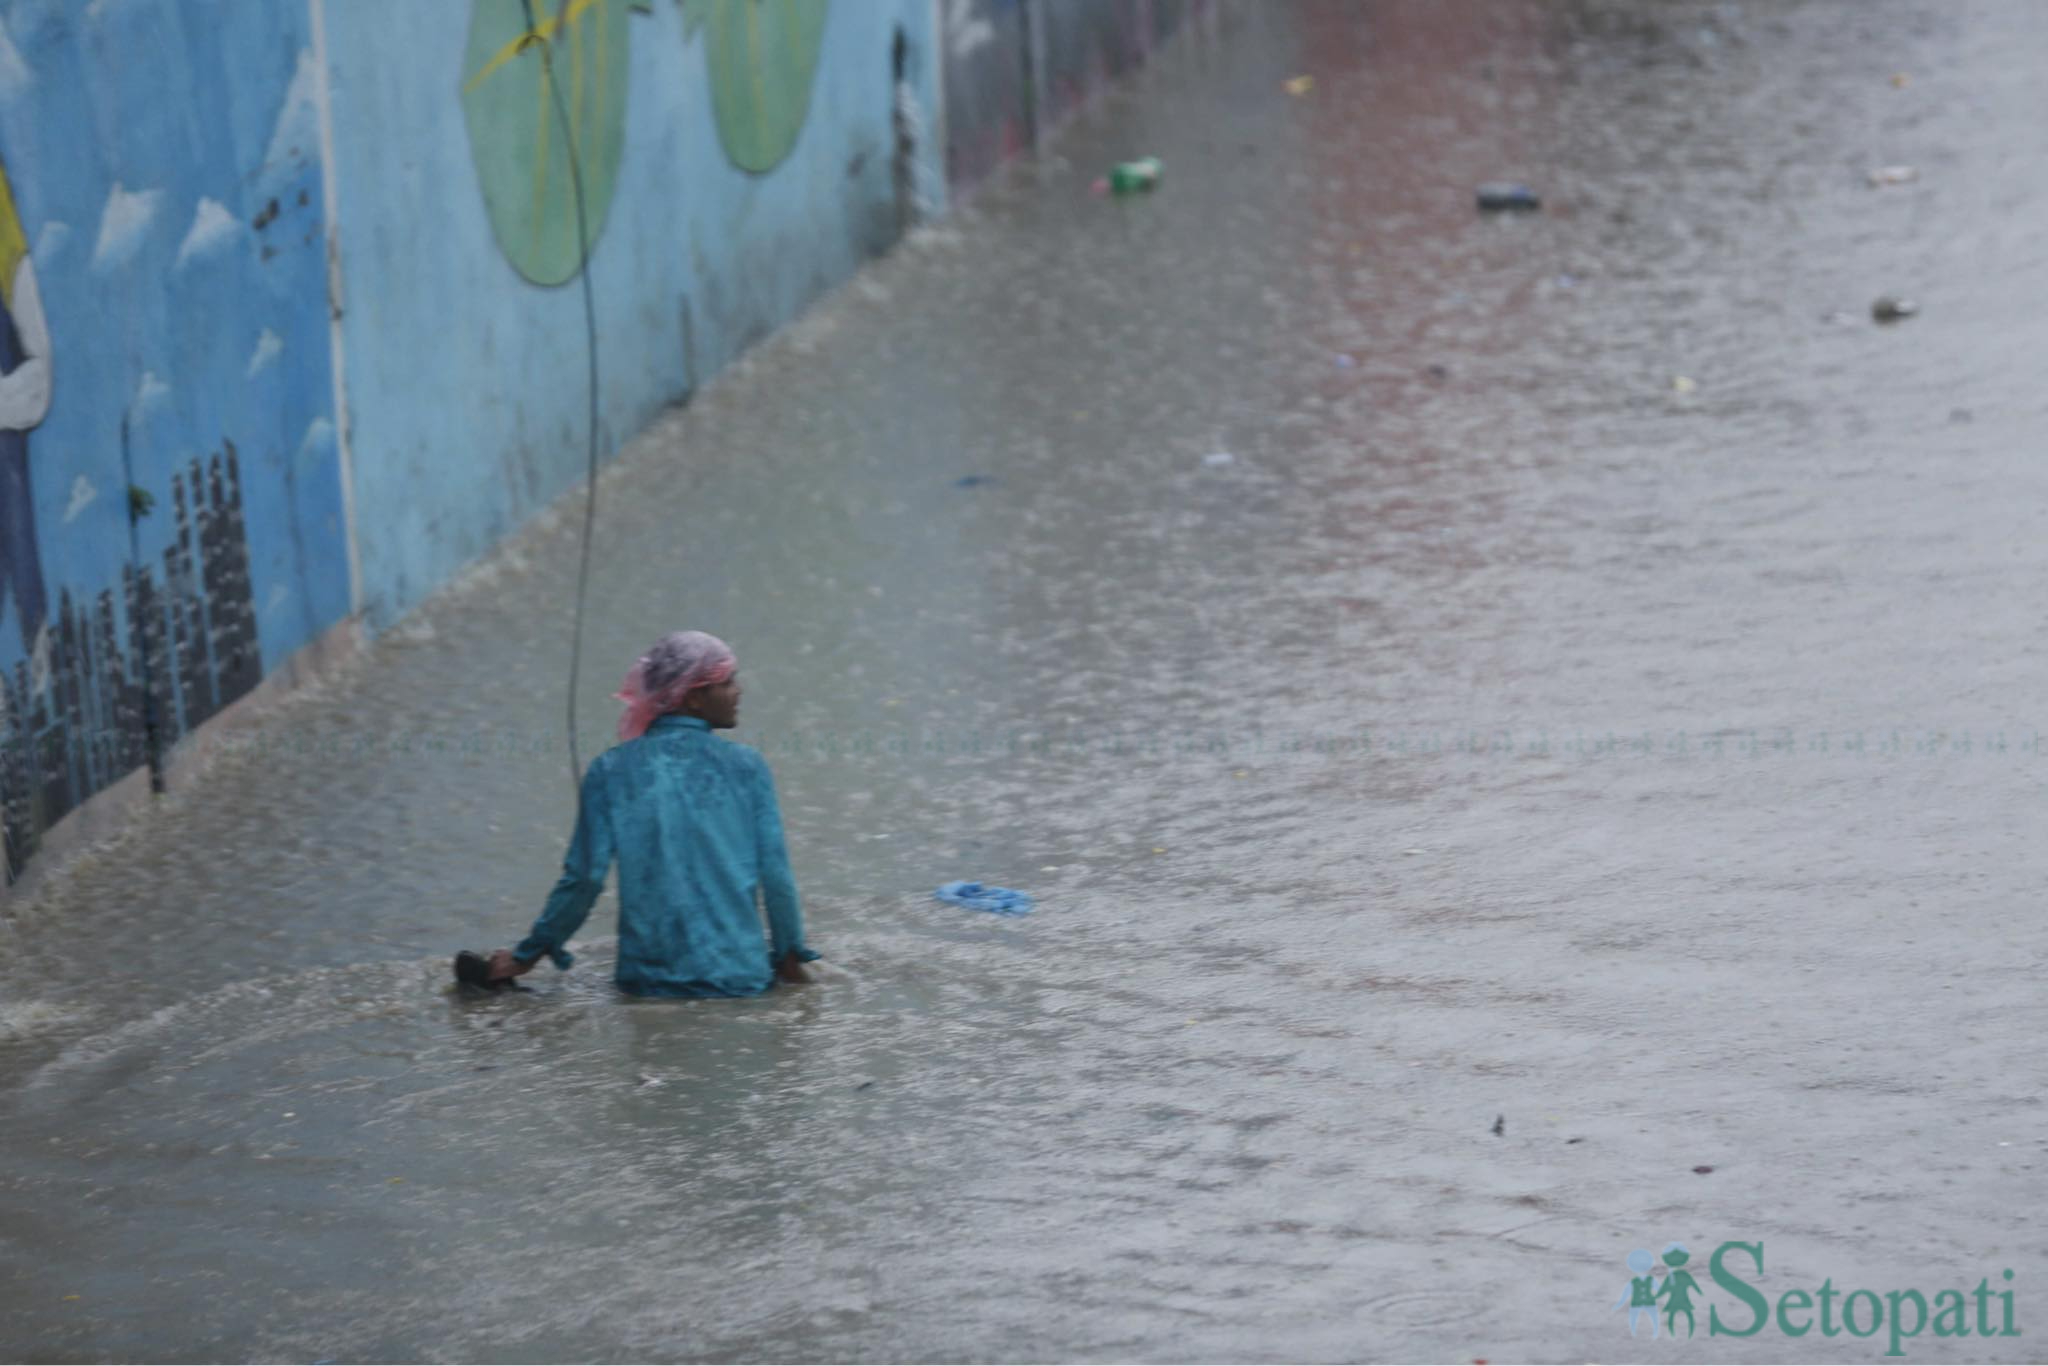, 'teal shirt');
515,714,820,996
